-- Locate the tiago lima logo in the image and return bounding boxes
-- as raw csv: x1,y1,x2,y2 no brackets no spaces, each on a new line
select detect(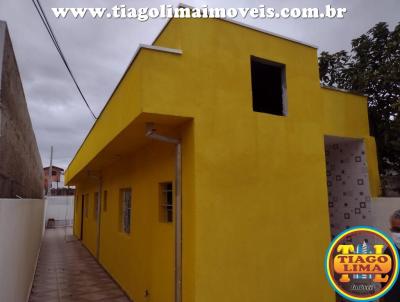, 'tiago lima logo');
325,226,399,301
